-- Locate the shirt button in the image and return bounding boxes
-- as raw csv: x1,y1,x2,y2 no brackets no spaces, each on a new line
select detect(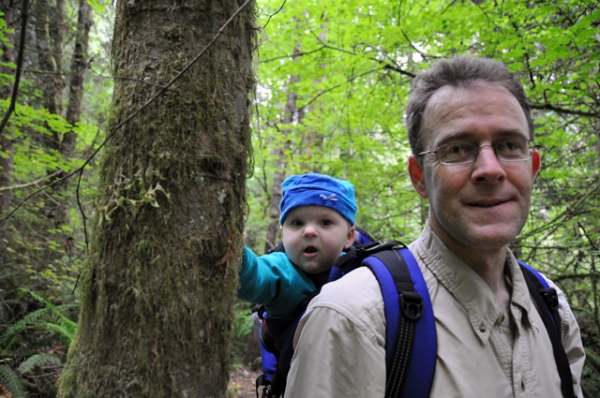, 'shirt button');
496,312,505,325
479,322,486,332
